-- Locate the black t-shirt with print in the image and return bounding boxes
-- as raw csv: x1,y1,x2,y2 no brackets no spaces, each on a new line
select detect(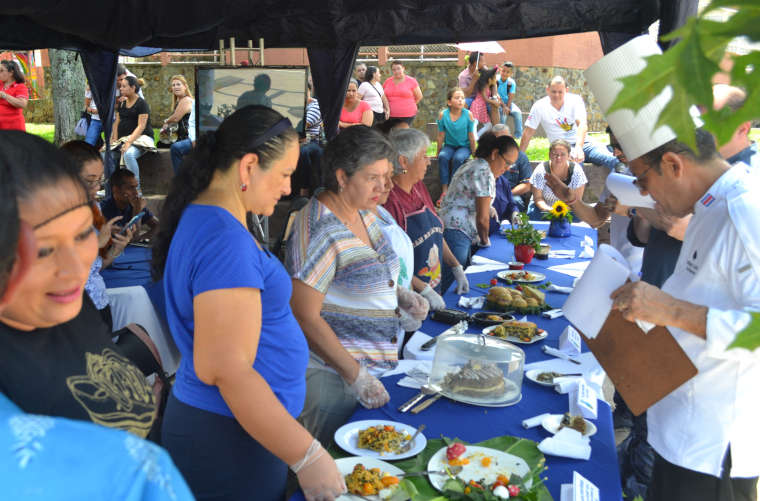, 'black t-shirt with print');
0,296,156,438
117,97,153,140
